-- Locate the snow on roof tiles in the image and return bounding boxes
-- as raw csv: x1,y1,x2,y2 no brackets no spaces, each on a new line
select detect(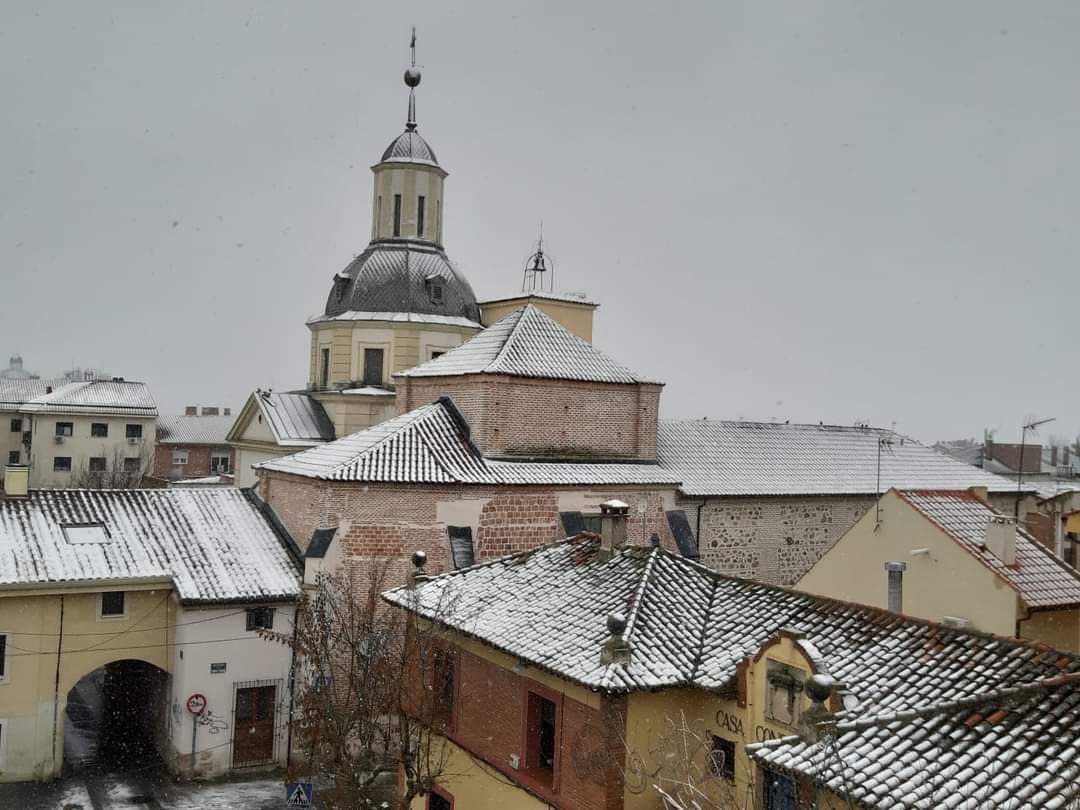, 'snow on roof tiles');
657,419,1020,496
0,489,301,603
15,380,157,418
749,673,1080,809
256,391,335,446
396,305,650,384
257,399,679,486
157,414,236,445
0,379,51,411
384,538,1080,702
898,490,1080,609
